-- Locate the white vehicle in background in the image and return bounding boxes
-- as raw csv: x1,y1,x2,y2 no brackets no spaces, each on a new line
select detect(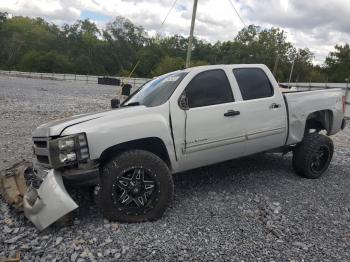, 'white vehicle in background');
28,64,346,230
